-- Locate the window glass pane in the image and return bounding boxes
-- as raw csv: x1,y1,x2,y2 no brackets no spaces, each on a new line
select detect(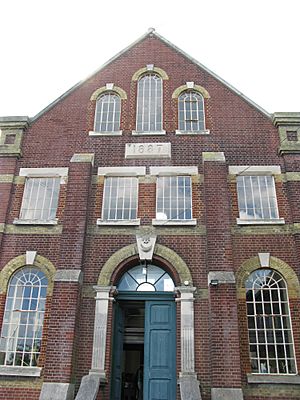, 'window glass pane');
178,91,205,132
94,93,121,132
117,264,174,292
102,177,138,220
0,268,48,367
136,74,162,132
20,177,60,221
245,269,296,374
156,176,192,221
237,175,279,220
